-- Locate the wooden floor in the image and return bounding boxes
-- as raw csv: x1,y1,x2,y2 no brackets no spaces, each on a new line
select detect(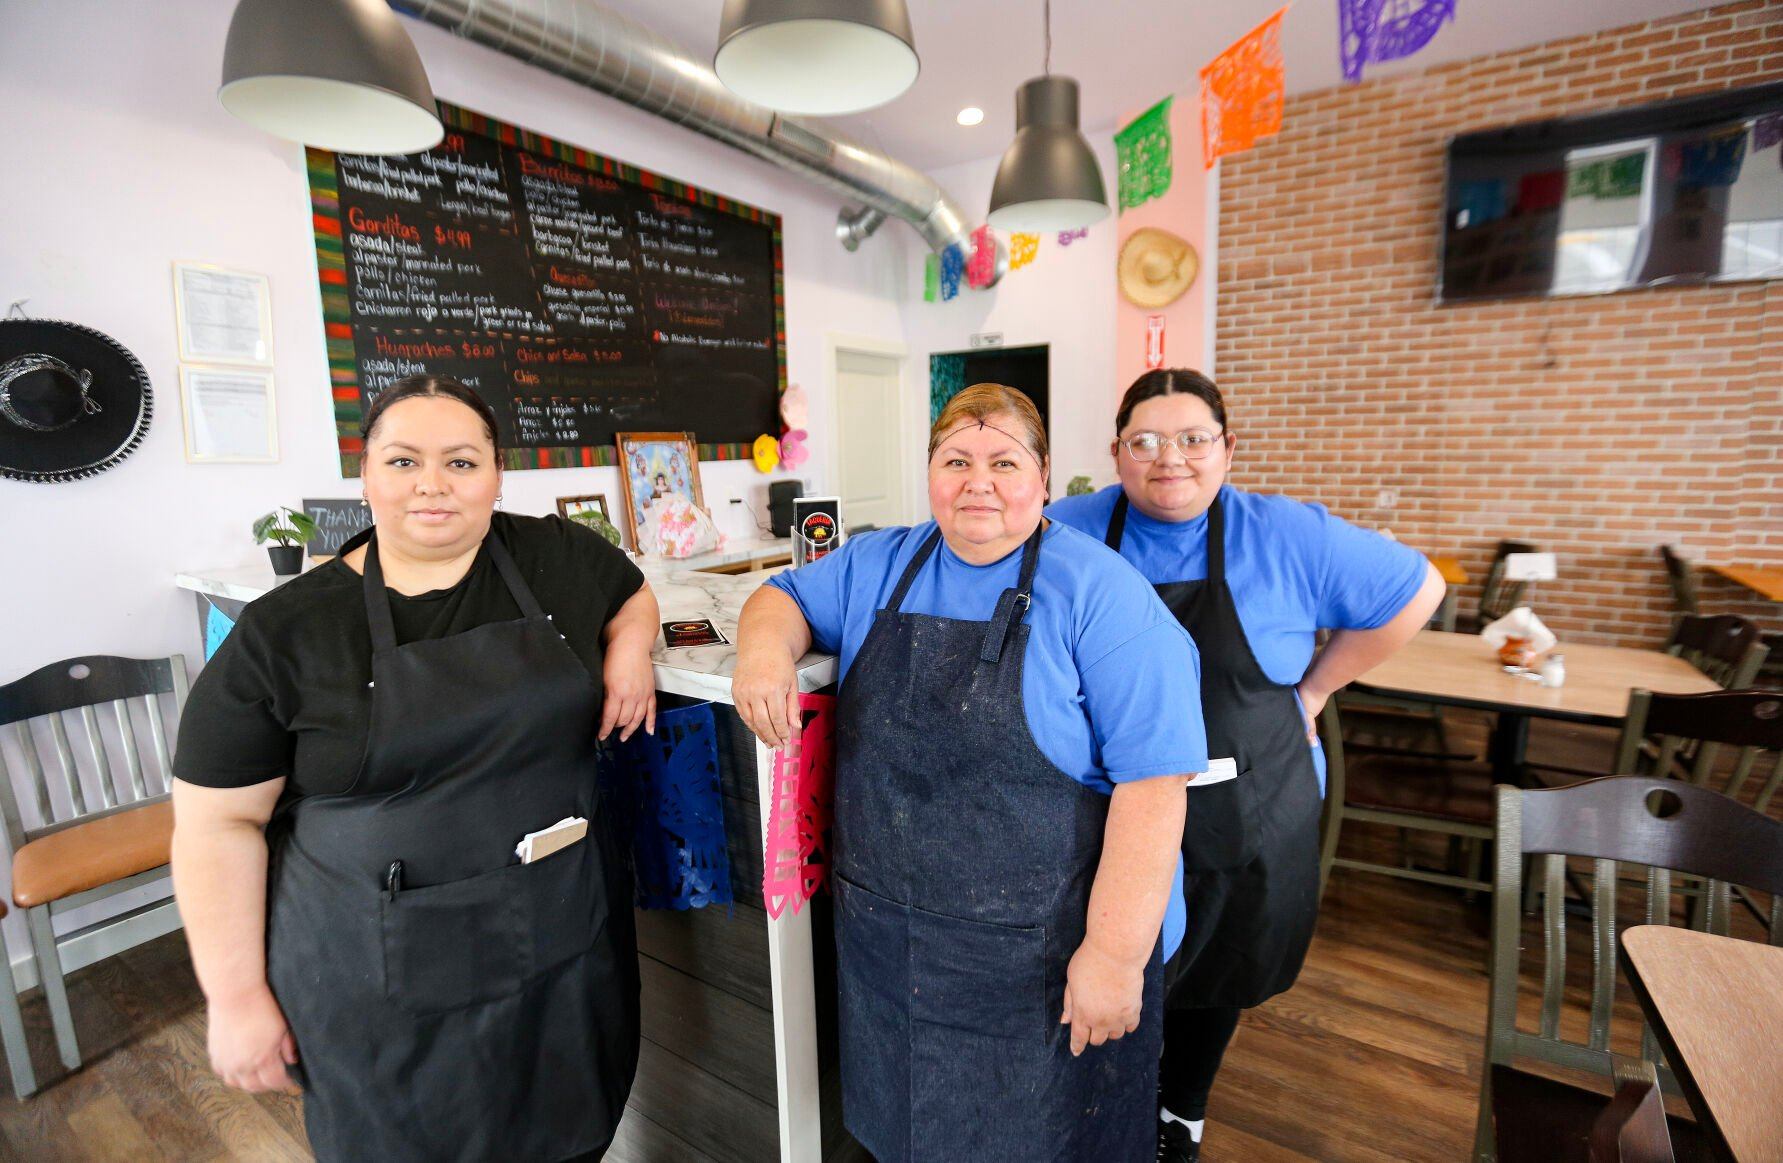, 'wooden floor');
0,710,1766,1161
0,843,1499,1162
